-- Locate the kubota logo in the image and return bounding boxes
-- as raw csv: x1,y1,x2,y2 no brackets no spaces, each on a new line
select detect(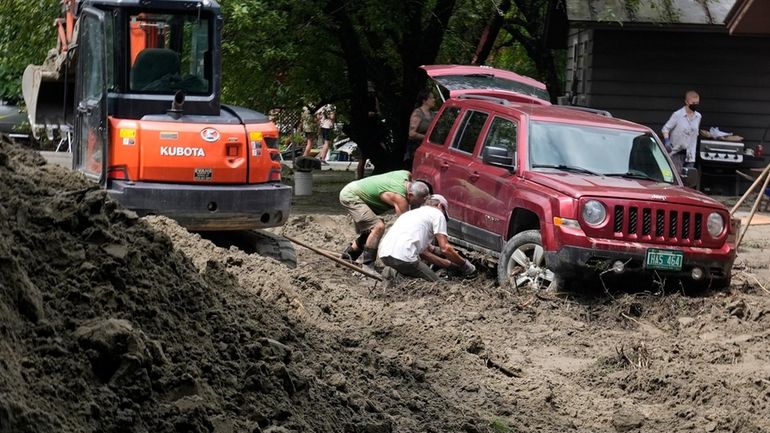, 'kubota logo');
160,146,206,157
201,128,220,142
